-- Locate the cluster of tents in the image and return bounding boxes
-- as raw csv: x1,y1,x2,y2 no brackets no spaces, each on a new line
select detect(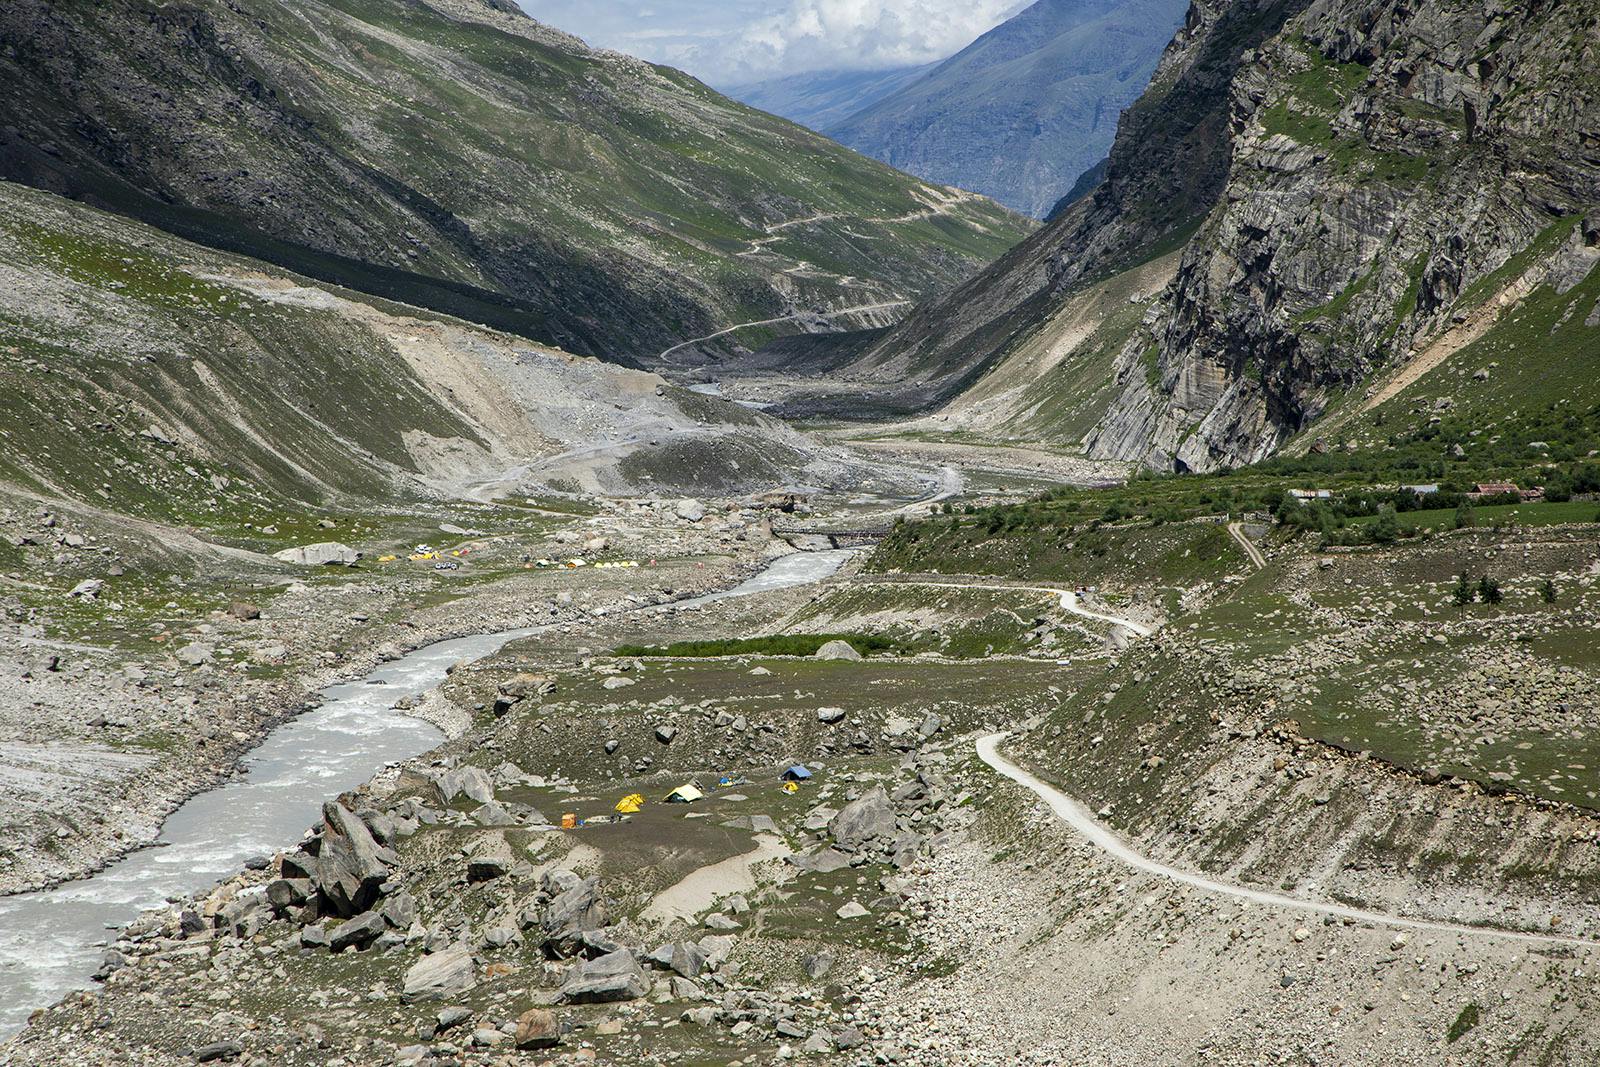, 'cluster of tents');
600,765,815,817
